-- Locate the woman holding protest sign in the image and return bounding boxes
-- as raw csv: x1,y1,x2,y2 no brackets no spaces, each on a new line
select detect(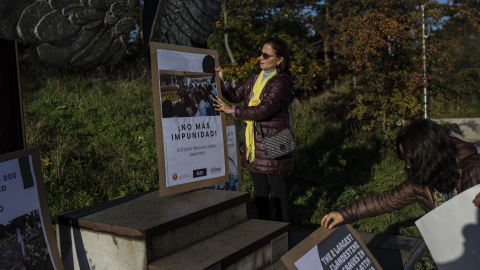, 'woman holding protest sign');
321,118,480,229
213,37,294,222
